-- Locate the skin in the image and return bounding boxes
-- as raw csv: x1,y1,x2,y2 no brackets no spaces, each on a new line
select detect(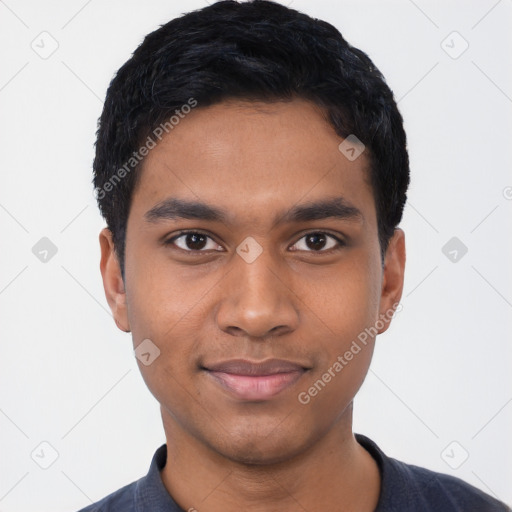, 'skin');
100,98,406,511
